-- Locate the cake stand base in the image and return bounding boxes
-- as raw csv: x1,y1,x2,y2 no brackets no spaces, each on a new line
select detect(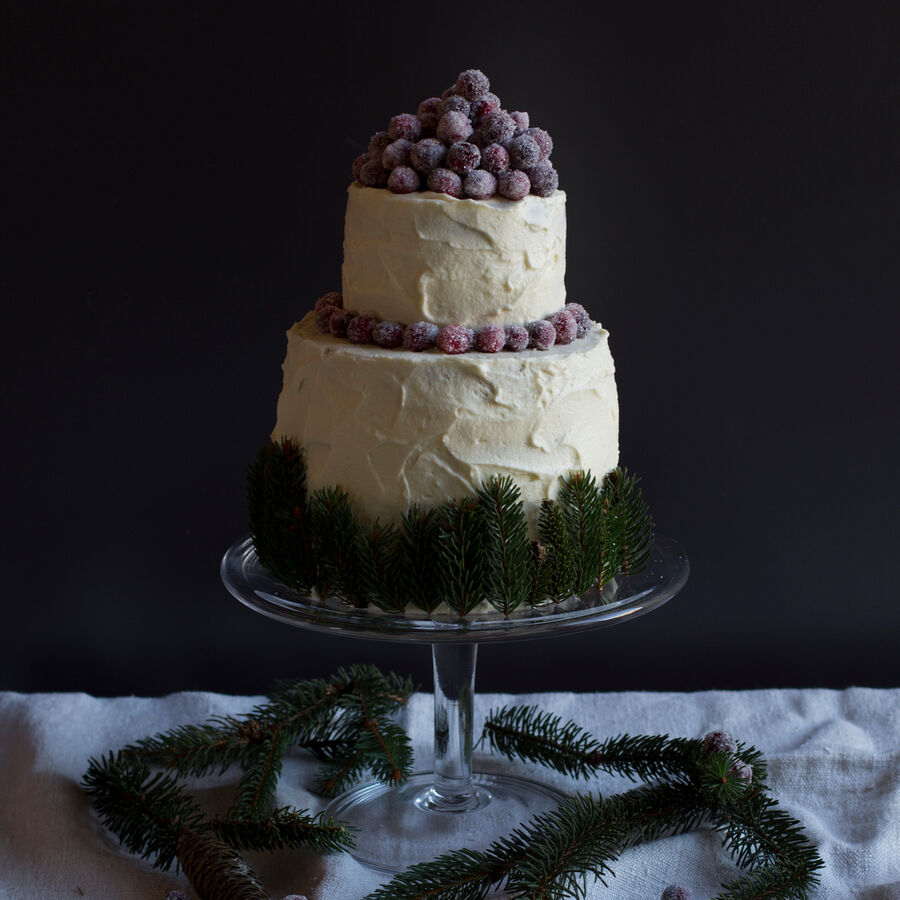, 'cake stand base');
326,771,567,873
